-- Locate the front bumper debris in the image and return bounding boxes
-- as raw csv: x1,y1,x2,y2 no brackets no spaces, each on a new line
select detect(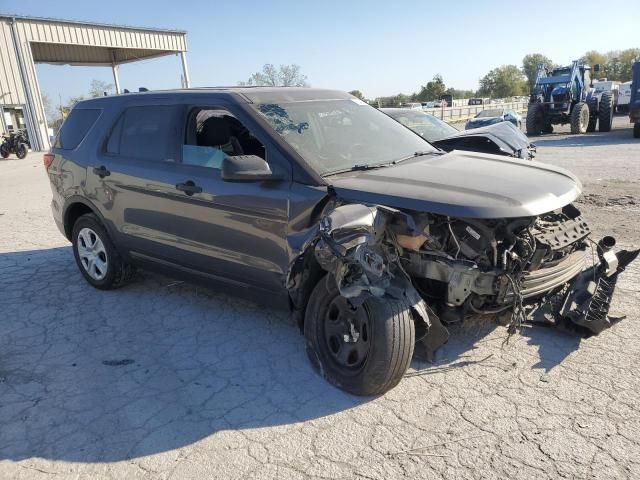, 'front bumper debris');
559,247,639,334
